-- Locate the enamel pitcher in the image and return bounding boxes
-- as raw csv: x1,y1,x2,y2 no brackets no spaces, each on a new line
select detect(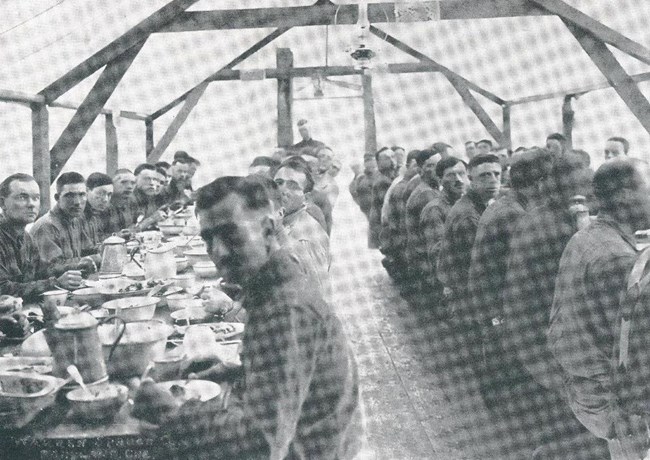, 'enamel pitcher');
100,234,127,274
143,243,176,280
